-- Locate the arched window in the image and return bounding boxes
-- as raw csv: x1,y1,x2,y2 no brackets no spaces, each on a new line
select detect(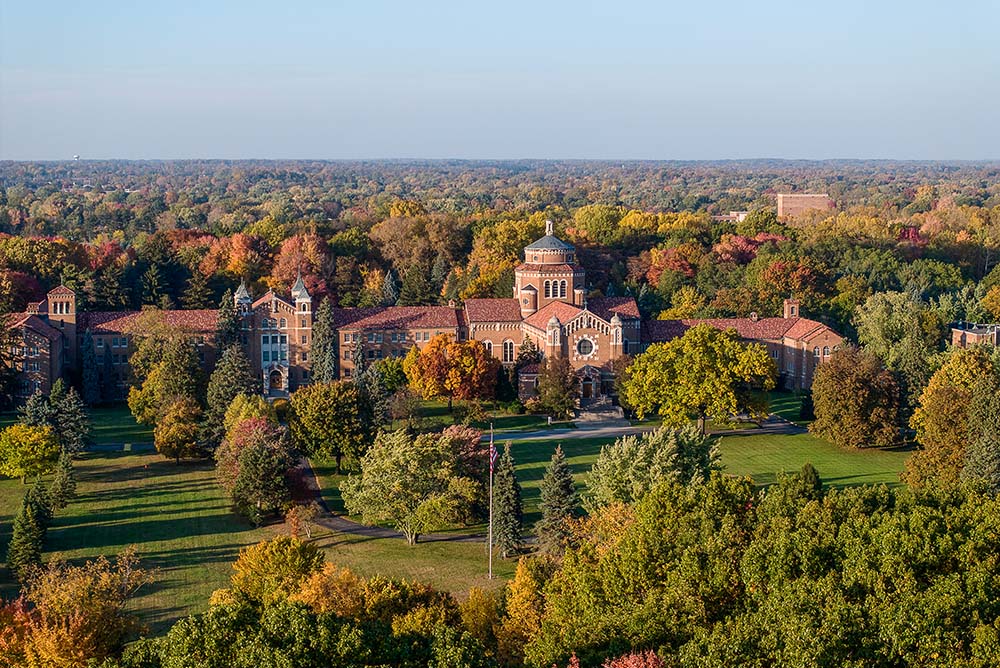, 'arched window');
503,339,515,363
484,341,493,356
559,280,567,298
813,346,820,357
279,318,286,329
544,281,551,298
823,346,831,356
